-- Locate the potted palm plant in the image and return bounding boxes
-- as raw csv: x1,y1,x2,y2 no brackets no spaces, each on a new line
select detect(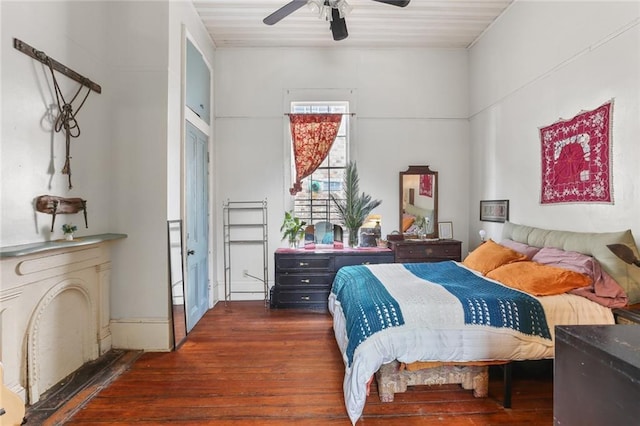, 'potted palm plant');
331,161,382,247
280,210,306,248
